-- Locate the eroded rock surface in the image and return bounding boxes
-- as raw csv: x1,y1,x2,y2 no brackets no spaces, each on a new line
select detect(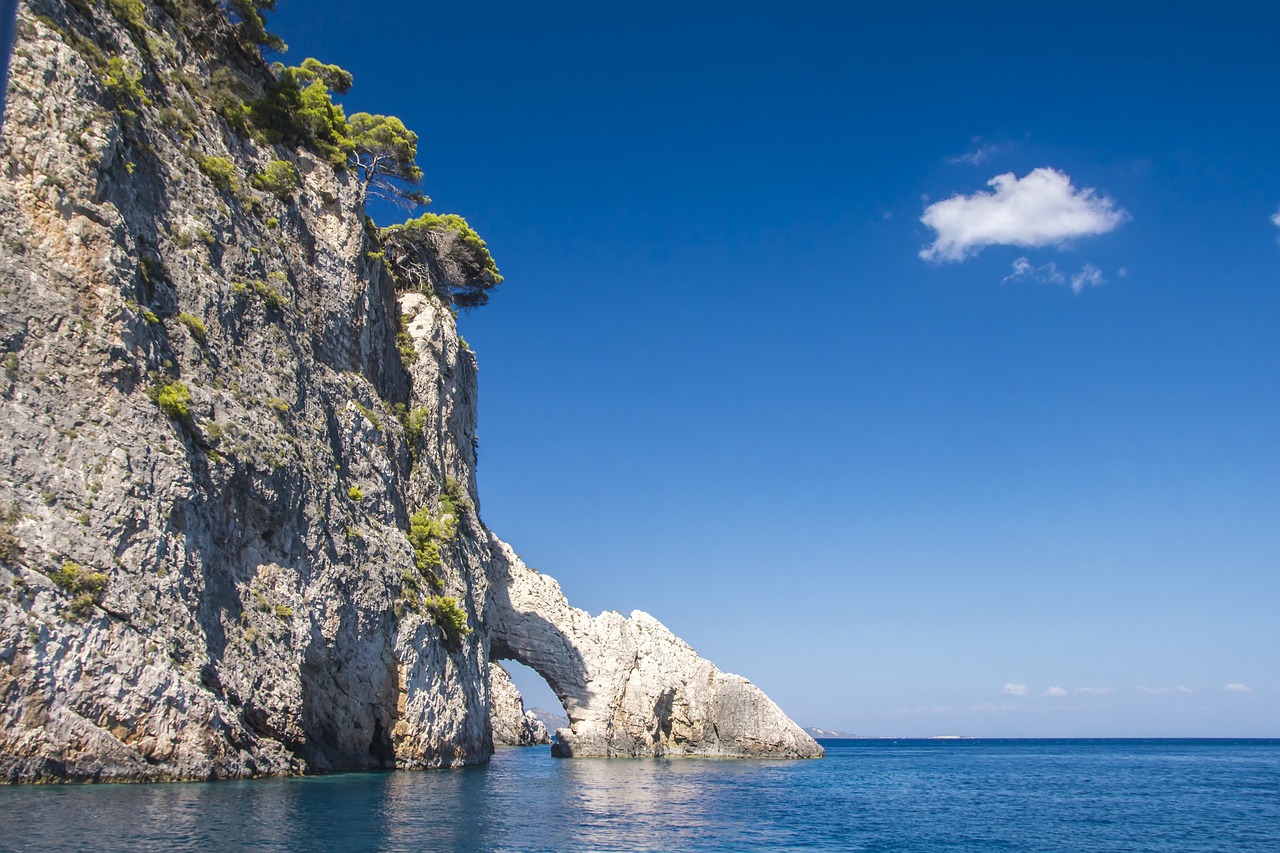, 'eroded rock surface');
488,662,550,747
0,0,818,781
487,542,823,759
